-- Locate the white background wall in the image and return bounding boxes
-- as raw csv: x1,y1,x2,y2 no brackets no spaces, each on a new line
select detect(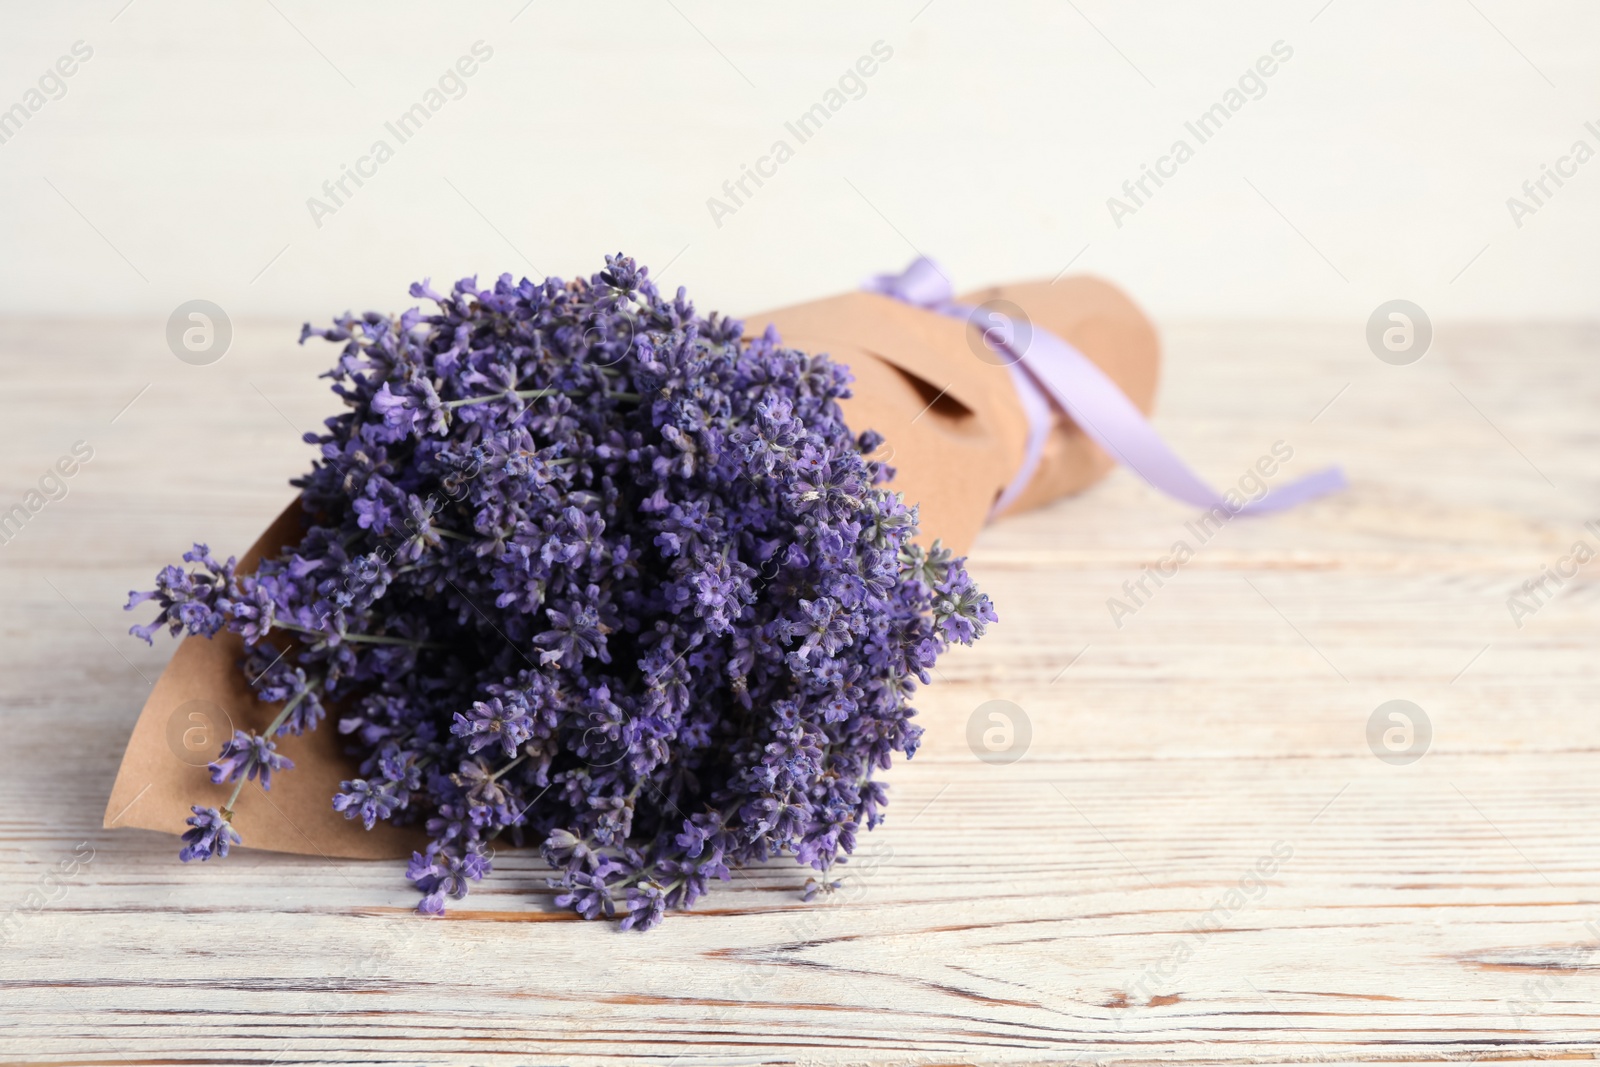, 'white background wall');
1,1,1597,323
